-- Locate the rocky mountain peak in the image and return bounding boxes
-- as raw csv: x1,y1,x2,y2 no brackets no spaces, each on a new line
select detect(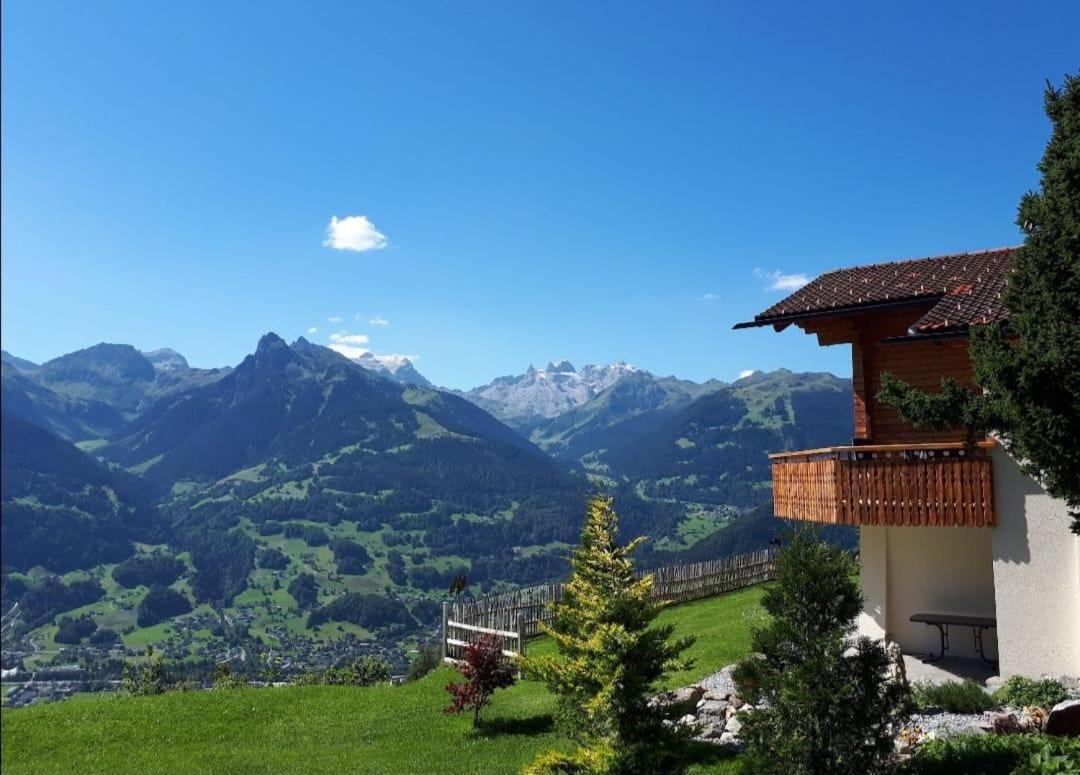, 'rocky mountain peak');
142,348,189,373
546,360,576,373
